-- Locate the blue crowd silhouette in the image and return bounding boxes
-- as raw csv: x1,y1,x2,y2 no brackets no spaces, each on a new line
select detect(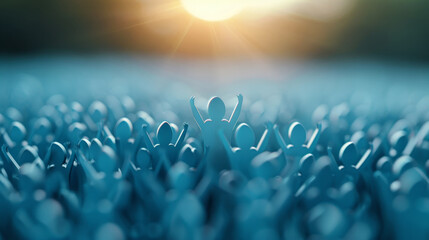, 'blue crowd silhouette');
0,87,428,240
